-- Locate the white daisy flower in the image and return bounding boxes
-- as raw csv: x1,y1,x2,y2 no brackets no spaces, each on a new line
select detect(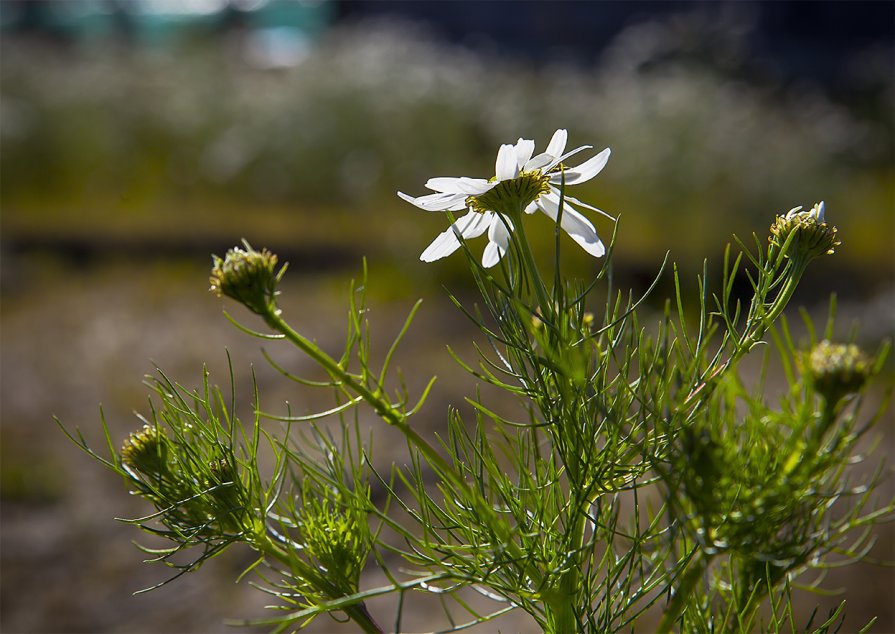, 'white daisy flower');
398,129,613,267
